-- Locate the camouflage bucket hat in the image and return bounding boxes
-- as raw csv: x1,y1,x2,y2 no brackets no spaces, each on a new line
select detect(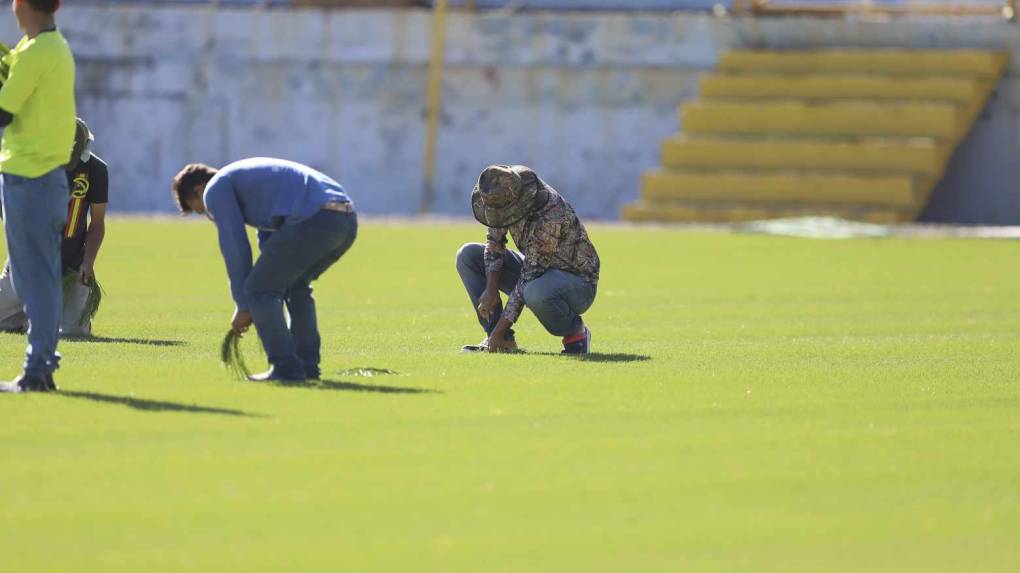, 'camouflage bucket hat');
471,165,550,228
